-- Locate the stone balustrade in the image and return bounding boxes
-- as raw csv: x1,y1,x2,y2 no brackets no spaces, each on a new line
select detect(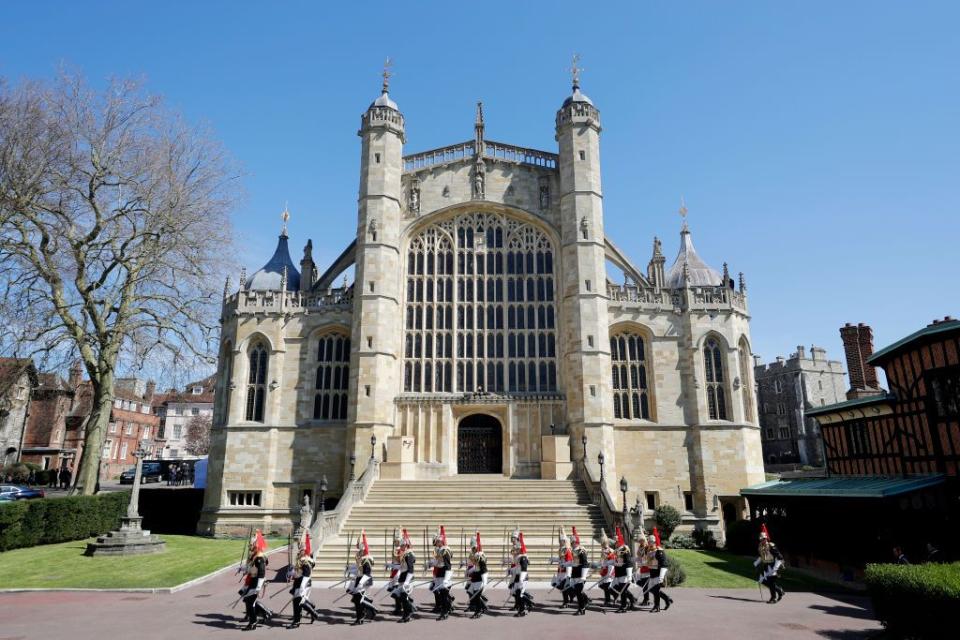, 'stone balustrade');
483,140,558,168
223,287,353,315
606,283,748,313
403,139,558,173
